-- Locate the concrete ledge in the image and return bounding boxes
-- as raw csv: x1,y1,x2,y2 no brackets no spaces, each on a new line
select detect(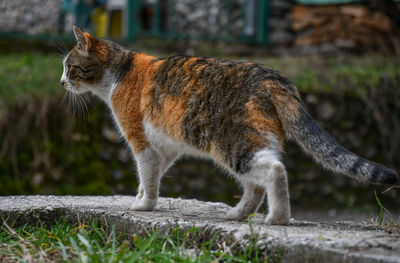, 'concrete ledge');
0,196,399,263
